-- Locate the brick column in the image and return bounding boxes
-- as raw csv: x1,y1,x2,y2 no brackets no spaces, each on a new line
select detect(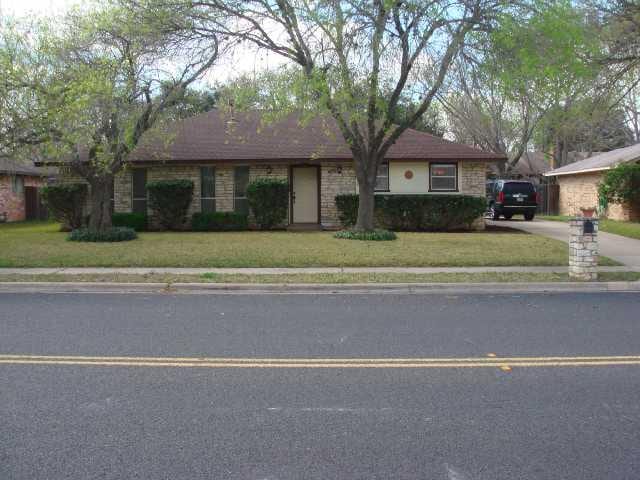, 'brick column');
569,217,598,281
